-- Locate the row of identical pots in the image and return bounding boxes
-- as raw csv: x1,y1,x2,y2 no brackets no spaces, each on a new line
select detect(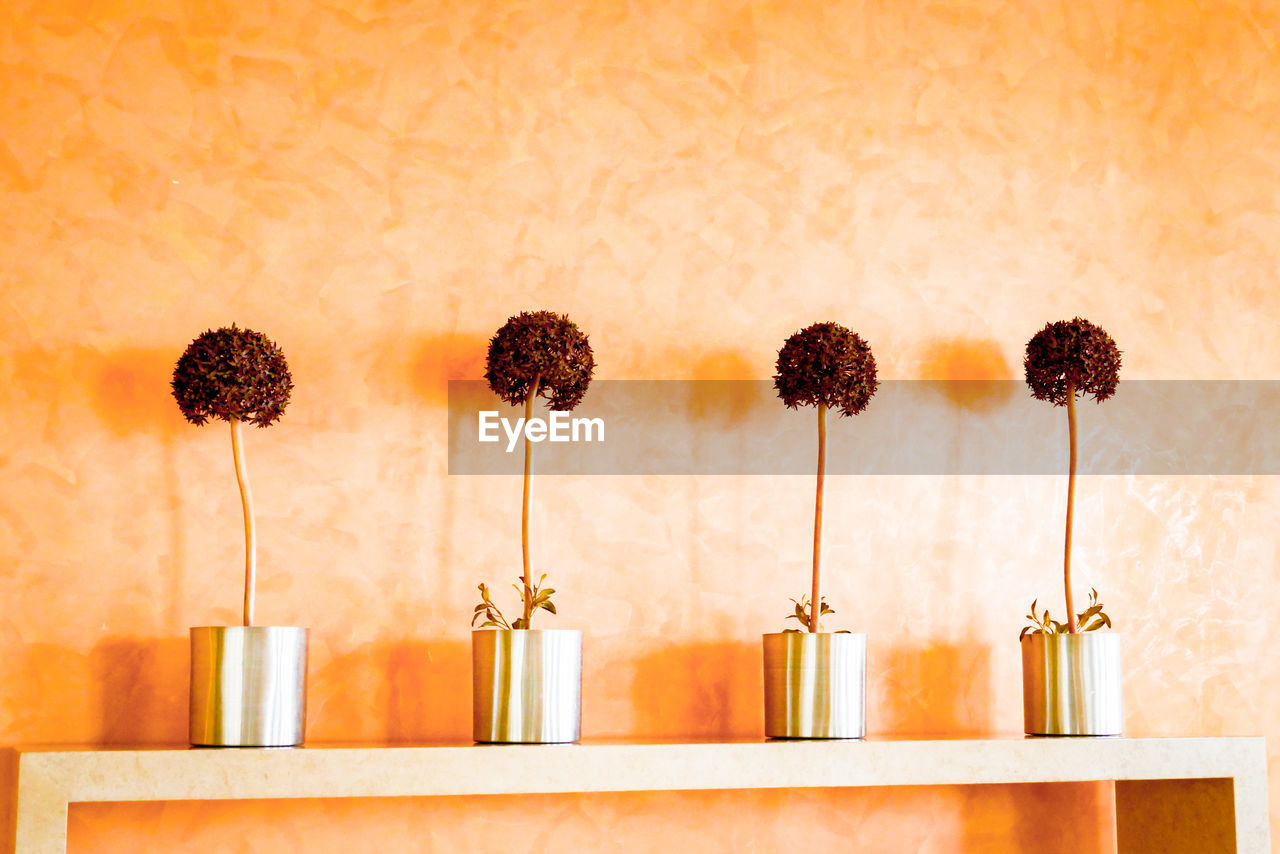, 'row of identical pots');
186,626,1122,747
762,630,1121,740
470,627,873,744
186,627,584,747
